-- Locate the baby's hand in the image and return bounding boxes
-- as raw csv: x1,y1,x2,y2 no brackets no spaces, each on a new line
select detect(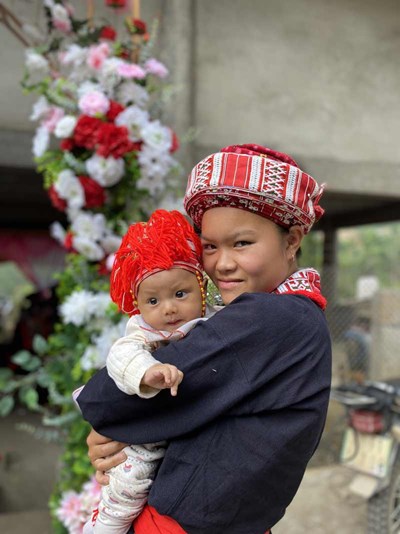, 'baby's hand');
141,364,184,396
